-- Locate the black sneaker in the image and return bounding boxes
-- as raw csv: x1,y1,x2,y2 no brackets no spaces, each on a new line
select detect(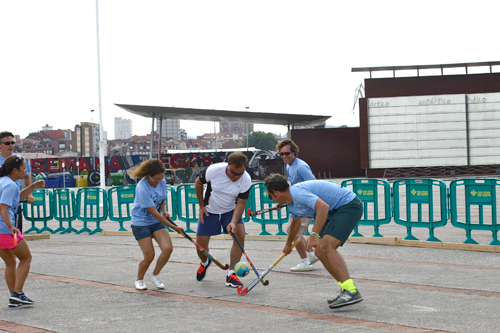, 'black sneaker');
196,258,212,281
328,289,363,309
225,273,243,288
8,300,22,308
10,292,34,305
